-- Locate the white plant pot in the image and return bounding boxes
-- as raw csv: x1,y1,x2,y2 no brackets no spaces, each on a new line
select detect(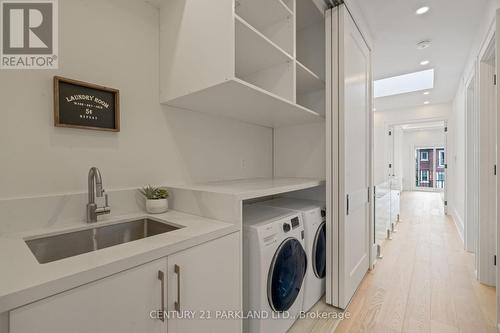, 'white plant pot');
146,199,168,214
